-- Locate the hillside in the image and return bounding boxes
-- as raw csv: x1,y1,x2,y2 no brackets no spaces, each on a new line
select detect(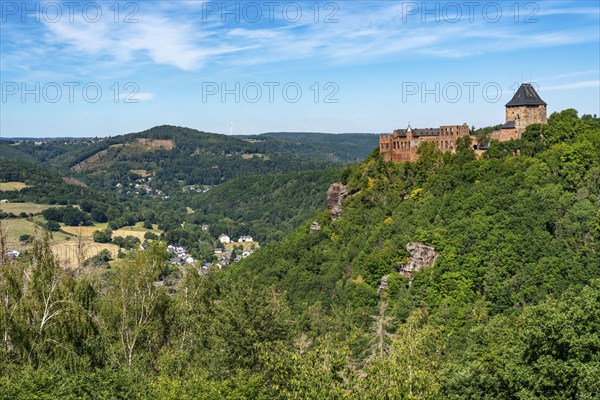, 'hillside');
0,127,372,254
233,109,600,396
2,127,377,192
184,167,343,243
252,131,379,162
1,109,599,398
0,142,37,163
